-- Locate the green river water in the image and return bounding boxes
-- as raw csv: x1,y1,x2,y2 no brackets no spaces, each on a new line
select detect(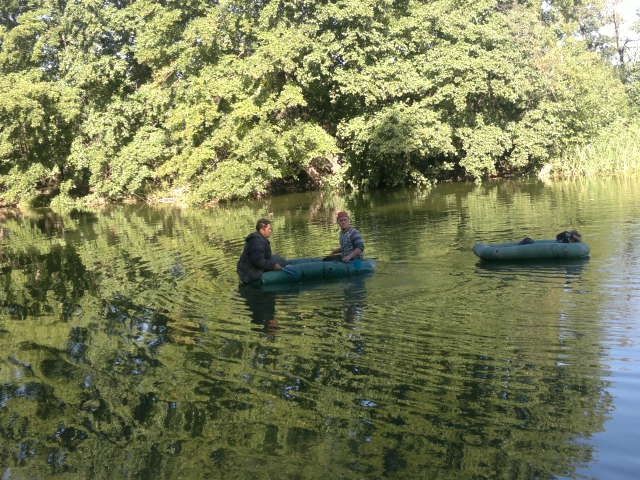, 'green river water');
1,177,639,479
